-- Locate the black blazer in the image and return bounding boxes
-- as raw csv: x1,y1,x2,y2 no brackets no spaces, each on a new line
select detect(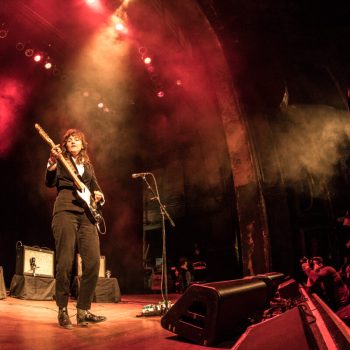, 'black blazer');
45,159,103,215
